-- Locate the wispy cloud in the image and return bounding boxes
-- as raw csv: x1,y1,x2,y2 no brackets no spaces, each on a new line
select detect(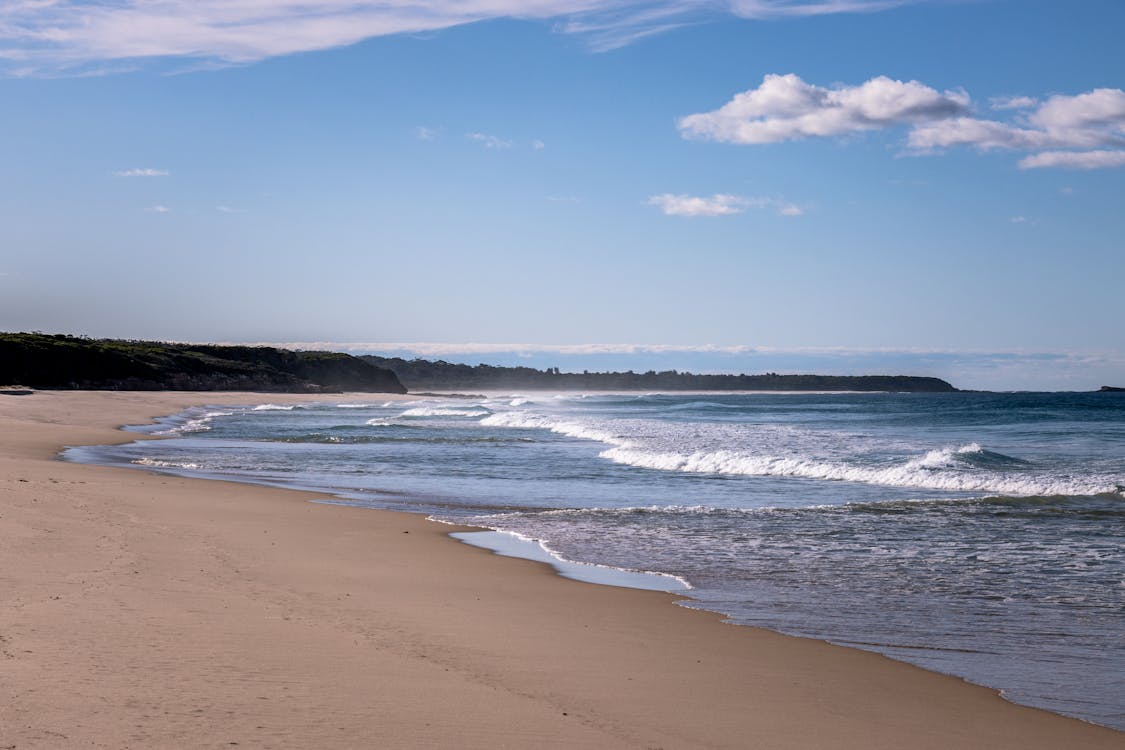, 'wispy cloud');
648,192,802,217
216,205,246,213
1017,150,1125,170
0,1,931,75
145,205,170,213
114,168,169,177
682,75,1125,170
414,125,439,141
466,132,514,149
989,95,1037,111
